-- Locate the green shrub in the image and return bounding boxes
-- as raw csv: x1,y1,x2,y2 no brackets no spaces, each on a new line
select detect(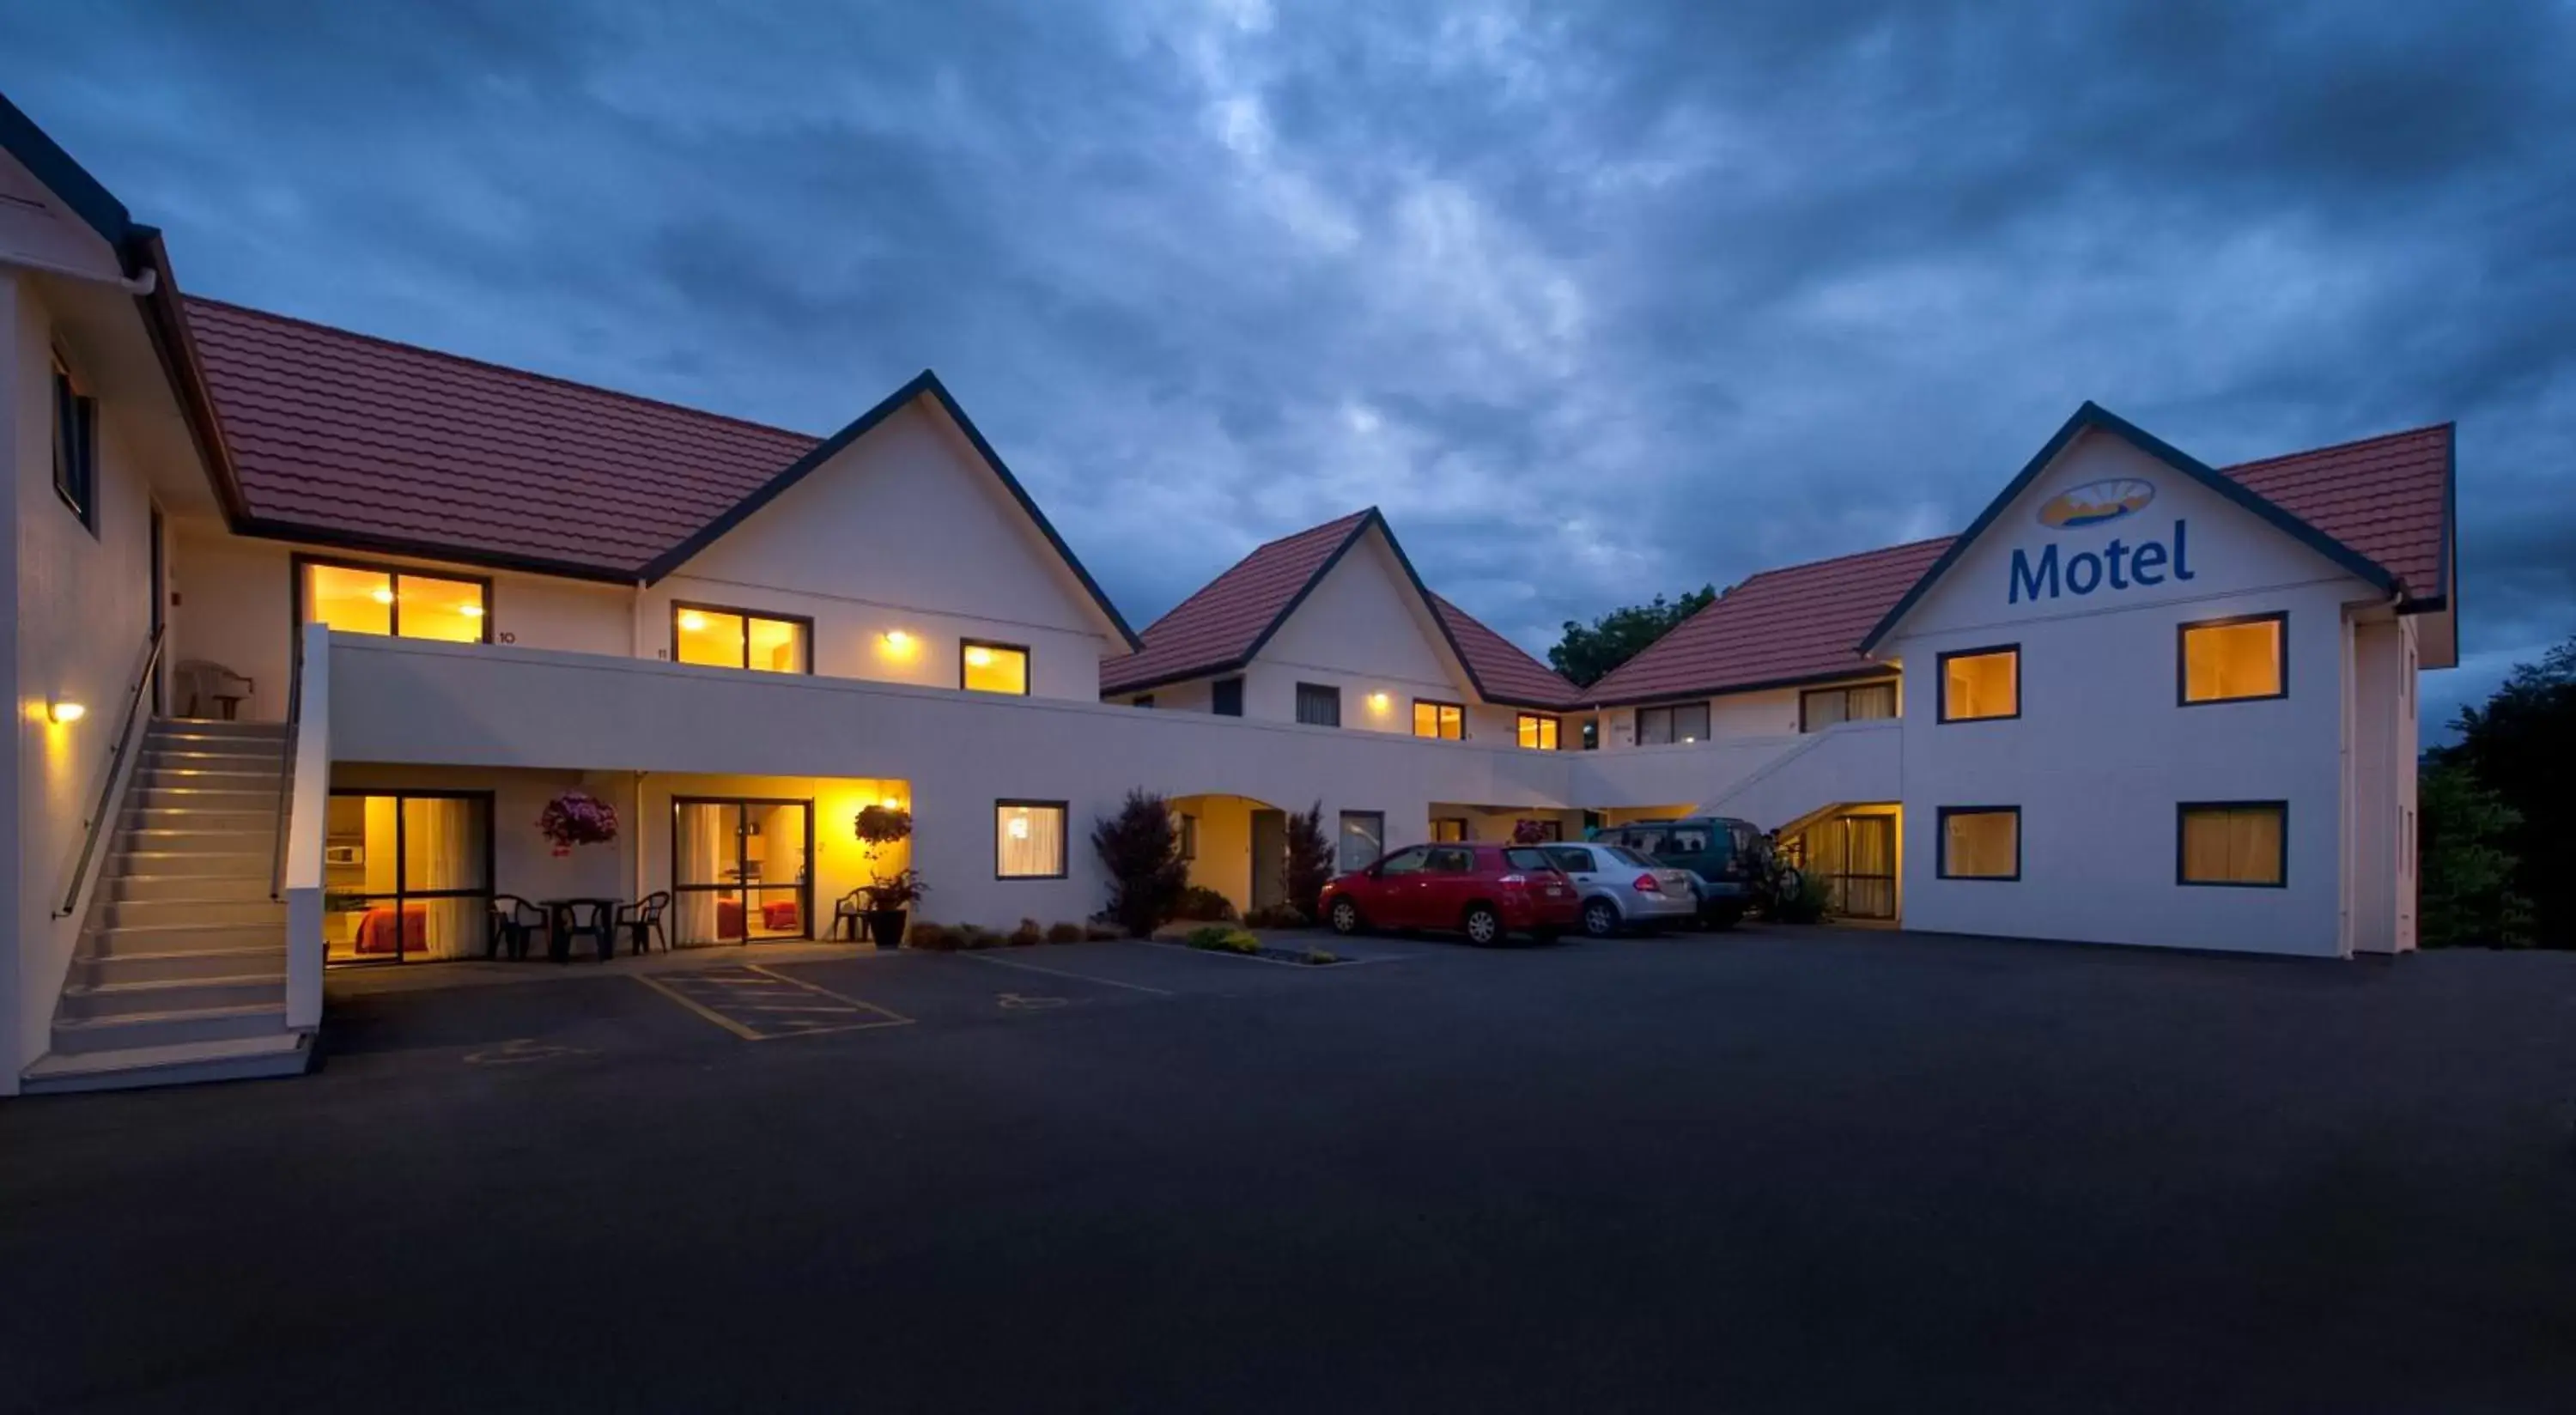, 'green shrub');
1242,904,1311,930
1045,921,1087,944
1774,871,1834,925
1300,948,1339,966
1084,923,1122,942
1091,789,1188,937
953,925,1004,950
1285,802,1335,921
905,922,957,952
1170,885,1237,922
1009,918,1044,947
1183,925,1261,955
